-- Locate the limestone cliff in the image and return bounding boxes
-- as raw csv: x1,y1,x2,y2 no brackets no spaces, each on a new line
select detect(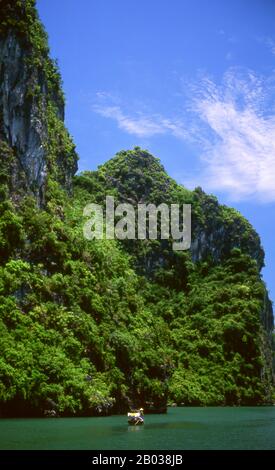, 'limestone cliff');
0,1,273,416
0,0,78,204
75,148,274,362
